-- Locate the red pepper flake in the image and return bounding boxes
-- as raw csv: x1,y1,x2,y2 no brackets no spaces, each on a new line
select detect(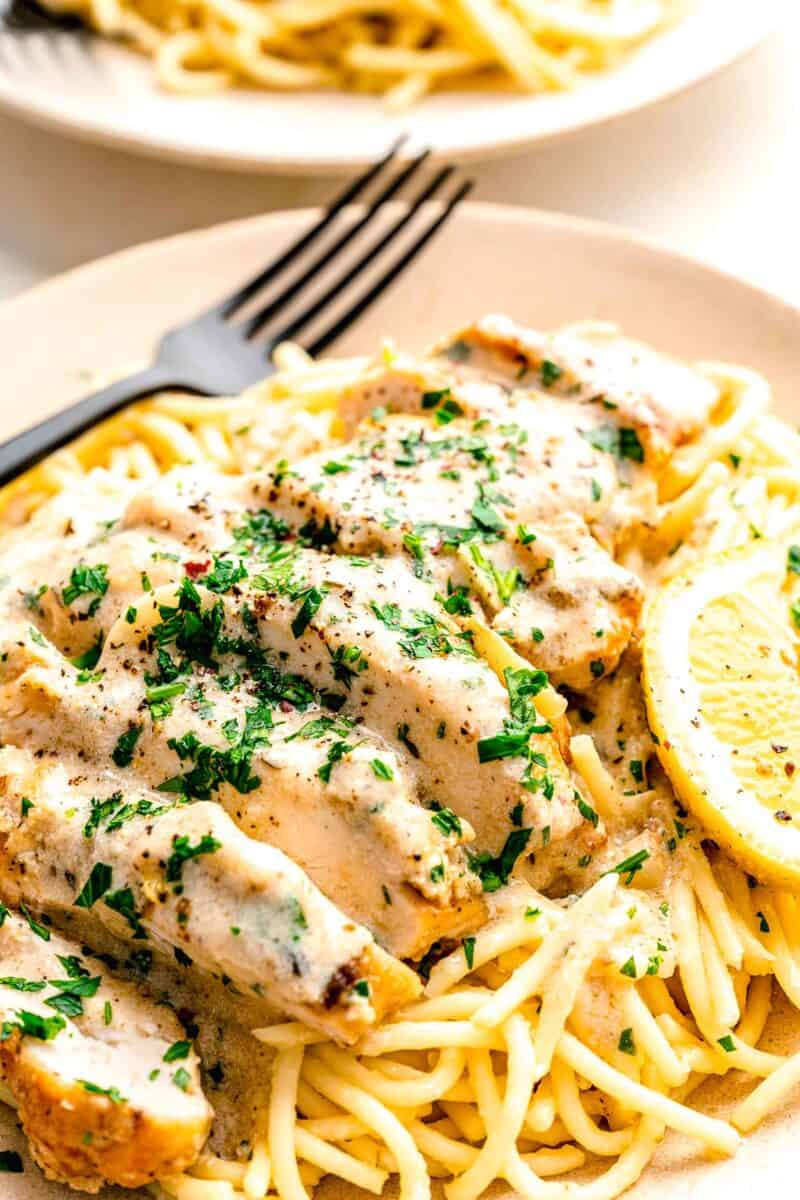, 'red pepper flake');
774,810,793,822
279,700,294,713
184,560,210,579
785,762,796,778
